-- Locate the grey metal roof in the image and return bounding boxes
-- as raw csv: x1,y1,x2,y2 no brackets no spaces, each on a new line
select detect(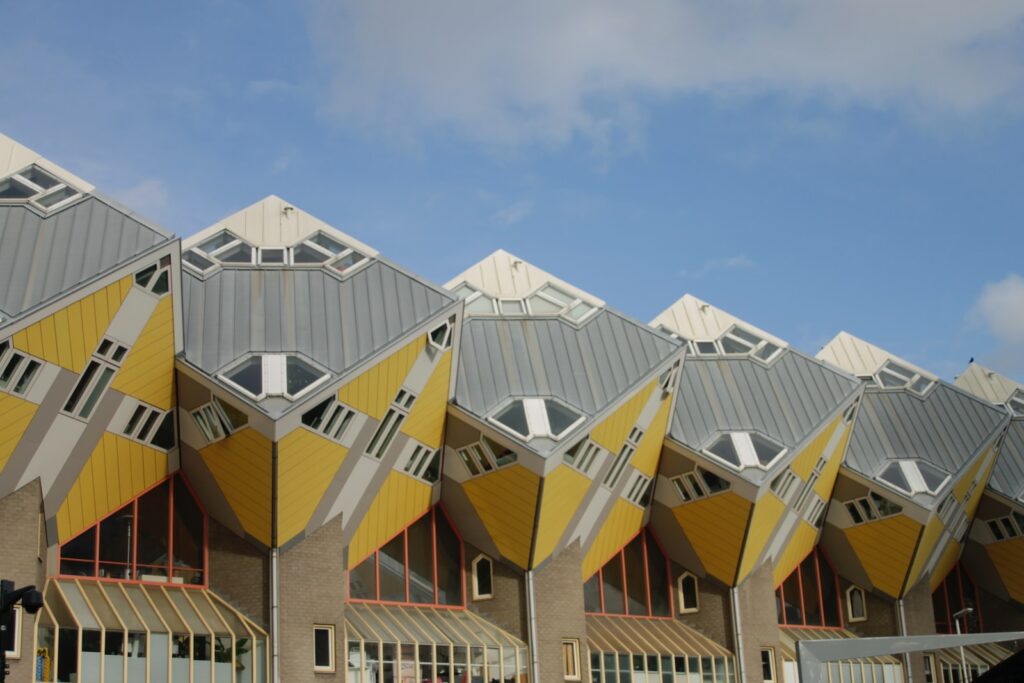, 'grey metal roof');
0,197,172,326
671,350,862,458
454,310,680,450
845,383,1009,483
180,260,454,396
990,419,1024,502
